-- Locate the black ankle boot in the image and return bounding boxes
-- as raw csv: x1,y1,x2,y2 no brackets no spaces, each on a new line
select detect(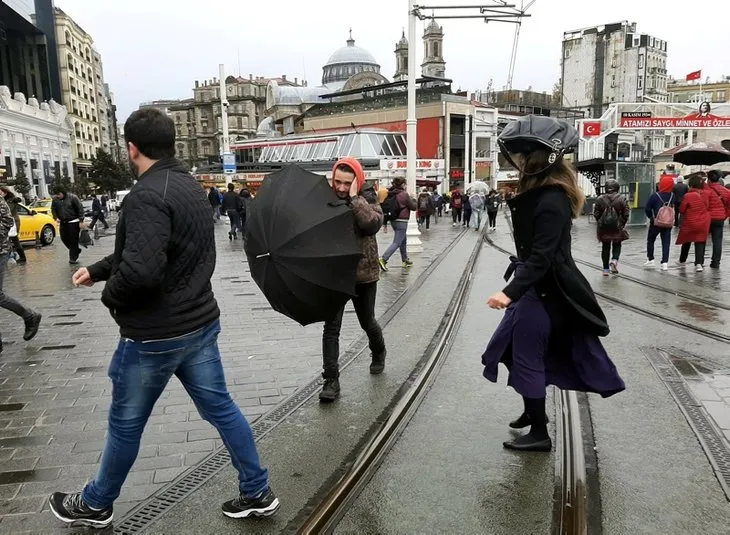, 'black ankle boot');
319,376,340,402
509,412,550,429
369,350,386,375
503,434,552,452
